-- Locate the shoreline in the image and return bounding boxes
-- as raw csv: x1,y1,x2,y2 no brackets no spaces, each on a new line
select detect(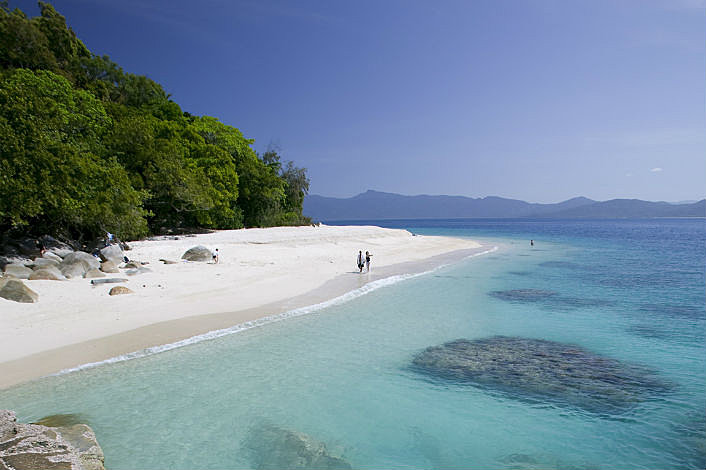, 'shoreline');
0,226,490,389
